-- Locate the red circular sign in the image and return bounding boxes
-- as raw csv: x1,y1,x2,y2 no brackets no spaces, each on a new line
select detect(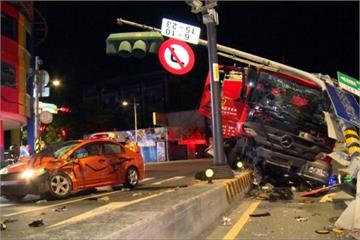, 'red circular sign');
158,39,195,75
